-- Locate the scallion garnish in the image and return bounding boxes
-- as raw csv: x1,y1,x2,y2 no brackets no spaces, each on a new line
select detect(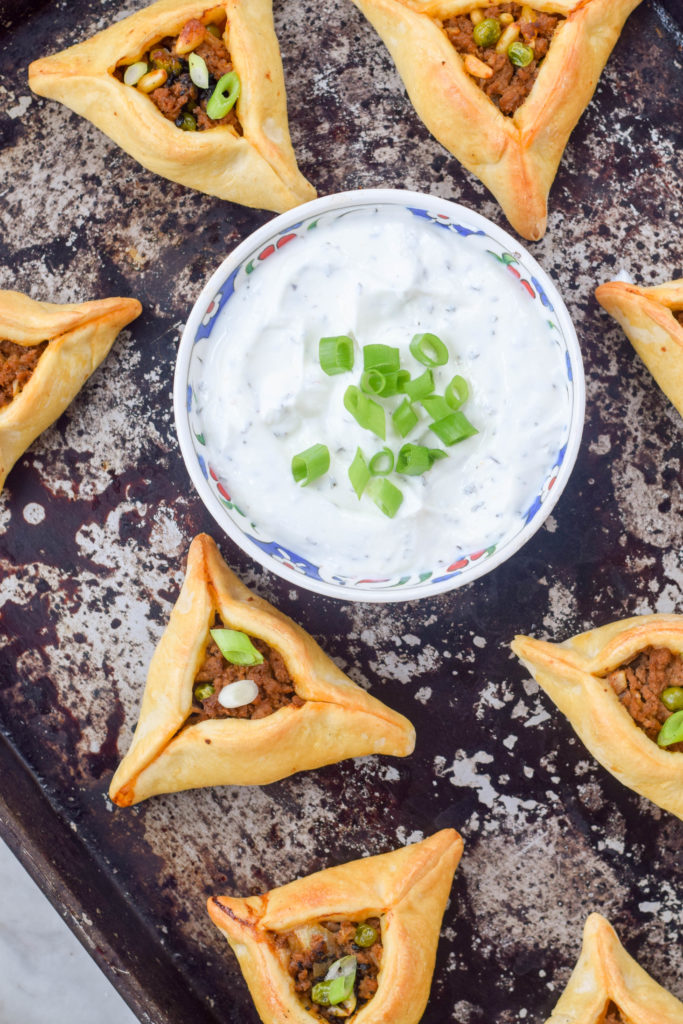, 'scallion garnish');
210,629,264,666
343,385,386,439
392,398,418,437
367,477,403,518
369,447,394,475
657,710,683,747
206,70,240,120
410,332,449,367
421,395,452,421
292,443,330,485
348,448,370,498
445,374,469,410
363,344,400,372
189,52,209,90
319,335,354,376
396,443,447,475
402,369,434,402
429,411,478,446
123,61,149,86
360,368,386,397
